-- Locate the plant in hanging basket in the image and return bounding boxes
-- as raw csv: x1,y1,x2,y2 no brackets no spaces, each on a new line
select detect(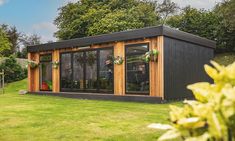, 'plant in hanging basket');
52,60,60,69
143,52,151,62
113,56,124,65
27,60,39,69
143,49,159,63
151,49,159,62
87,52,96,66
